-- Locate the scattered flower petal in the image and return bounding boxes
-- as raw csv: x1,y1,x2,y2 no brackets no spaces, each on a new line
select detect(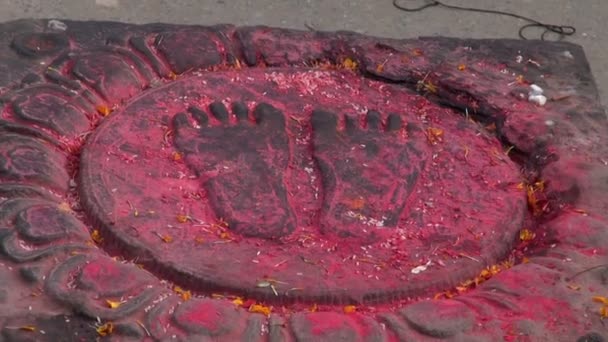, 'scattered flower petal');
96,323,114,337
343,305,357,313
